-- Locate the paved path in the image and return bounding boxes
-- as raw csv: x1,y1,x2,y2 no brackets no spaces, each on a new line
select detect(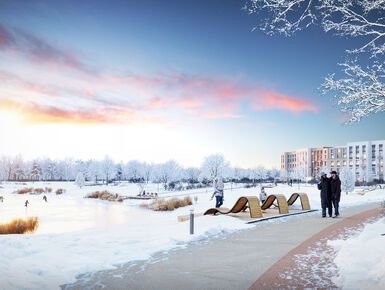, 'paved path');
250,206,382,289
63,203,381,290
